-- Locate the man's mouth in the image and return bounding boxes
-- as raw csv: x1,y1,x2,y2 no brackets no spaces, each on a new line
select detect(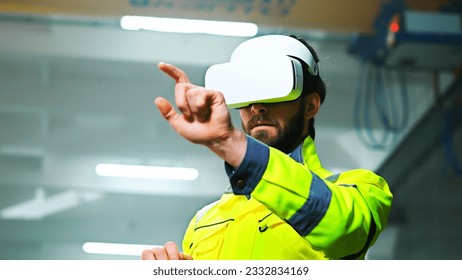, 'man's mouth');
246,116,276,132
254,121,273,127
